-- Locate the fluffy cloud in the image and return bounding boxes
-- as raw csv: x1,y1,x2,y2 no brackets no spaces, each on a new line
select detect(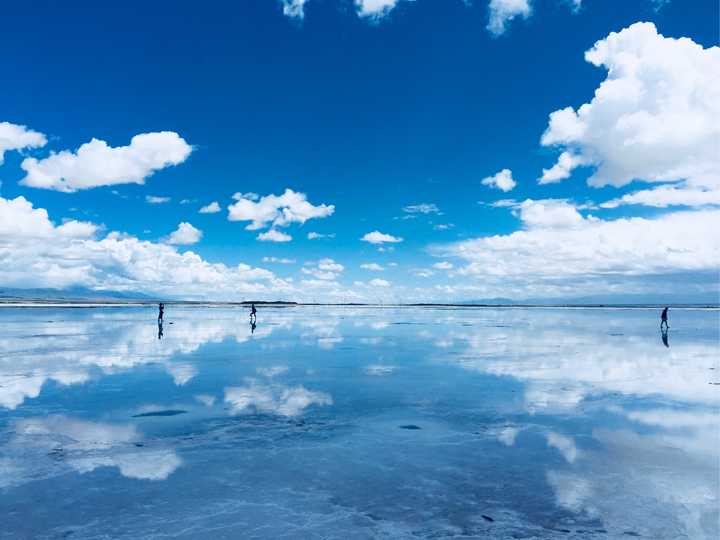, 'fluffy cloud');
146,195,171,204
281,0,308,18
481,168,517,192
0,121,47,164
302,258,344,280
0,195,405,303
224,381,332,417
411,268,434,278
546,431,581,464
199,201,221,213
228,189,334,231
8,416,182,482
20,131,192,192
516,199,585,229
540,23,720,208
257,229,292,242
0,196,98,240
353,278,391,288
435,200,720,297
355,0,400,19
600,184,720,209
403,203,441,214
262,256,296,264
307,231,335,240
0,308,280,411
487,0,532,36
361,230,403,244
166,222,202,245
432,261,453,270
361,263,384,271
0,195,291,298
539,151,588,184
280,0,403,20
